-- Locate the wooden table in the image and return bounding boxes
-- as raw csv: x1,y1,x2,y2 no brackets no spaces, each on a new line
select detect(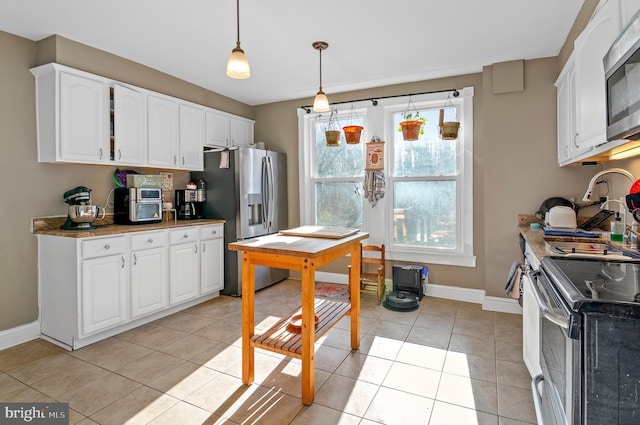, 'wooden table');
228,230,369,405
